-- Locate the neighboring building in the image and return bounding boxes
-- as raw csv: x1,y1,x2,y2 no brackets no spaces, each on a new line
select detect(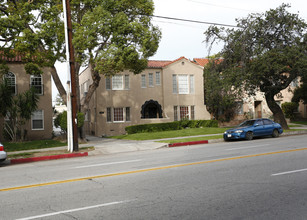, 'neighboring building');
194,58,307,122
0,54,53,140
79,57,211,136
